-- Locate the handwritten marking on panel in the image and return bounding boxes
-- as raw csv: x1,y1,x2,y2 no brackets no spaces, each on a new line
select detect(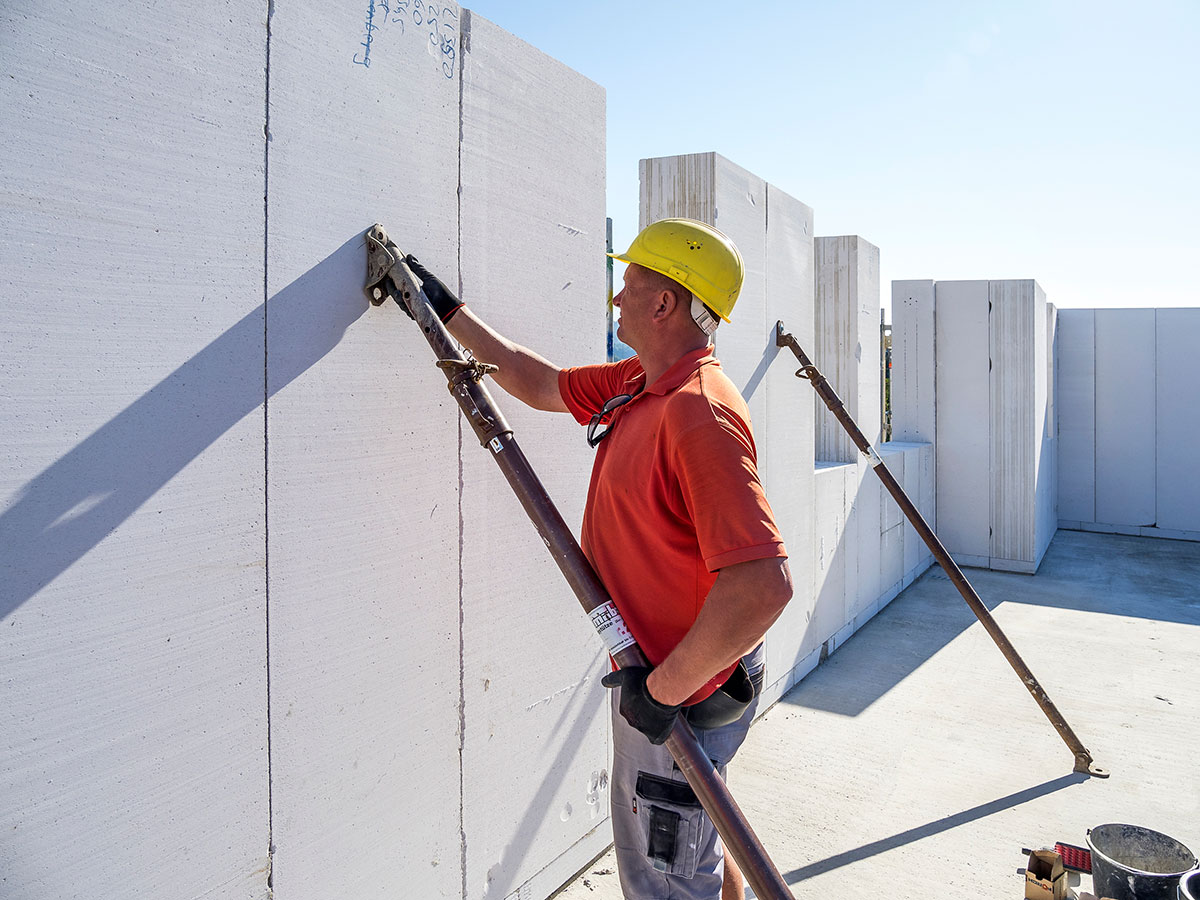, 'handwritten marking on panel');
355,1,460,79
